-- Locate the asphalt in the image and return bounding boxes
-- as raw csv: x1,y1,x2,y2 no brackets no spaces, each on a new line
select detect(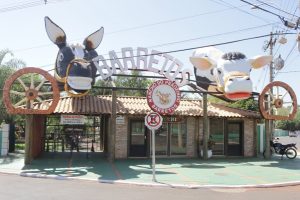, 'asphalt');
1,152,300,188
